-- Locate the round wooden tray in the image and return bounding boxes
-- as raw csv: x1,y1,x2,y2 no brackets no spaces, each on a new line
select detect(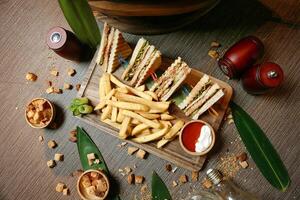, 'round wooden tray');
90,0,220,34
